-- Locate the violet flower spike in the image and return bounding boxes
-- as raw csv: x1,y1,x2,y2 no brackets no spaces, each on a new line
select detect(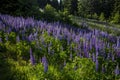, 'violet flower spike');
115,64,119,75
30,48,35,65
42,56,48,72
